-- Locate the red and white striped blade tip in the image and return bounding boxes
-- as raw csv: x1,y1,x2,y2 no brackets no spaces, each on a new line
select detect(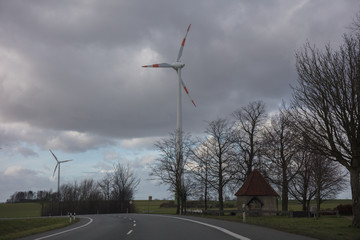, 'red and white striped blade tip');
142,64,159,68
142,63,172,68
192,100,196,107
